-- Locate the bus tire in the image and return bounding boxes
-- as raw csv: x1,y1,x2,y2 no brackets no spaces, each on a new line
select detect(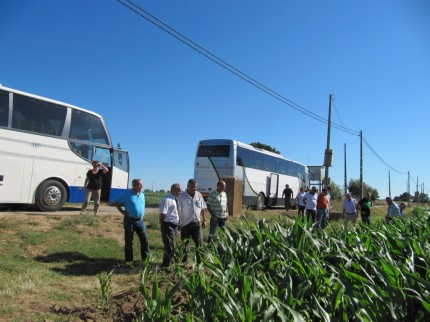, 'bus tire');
35,180,67,212
256,193,265,211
